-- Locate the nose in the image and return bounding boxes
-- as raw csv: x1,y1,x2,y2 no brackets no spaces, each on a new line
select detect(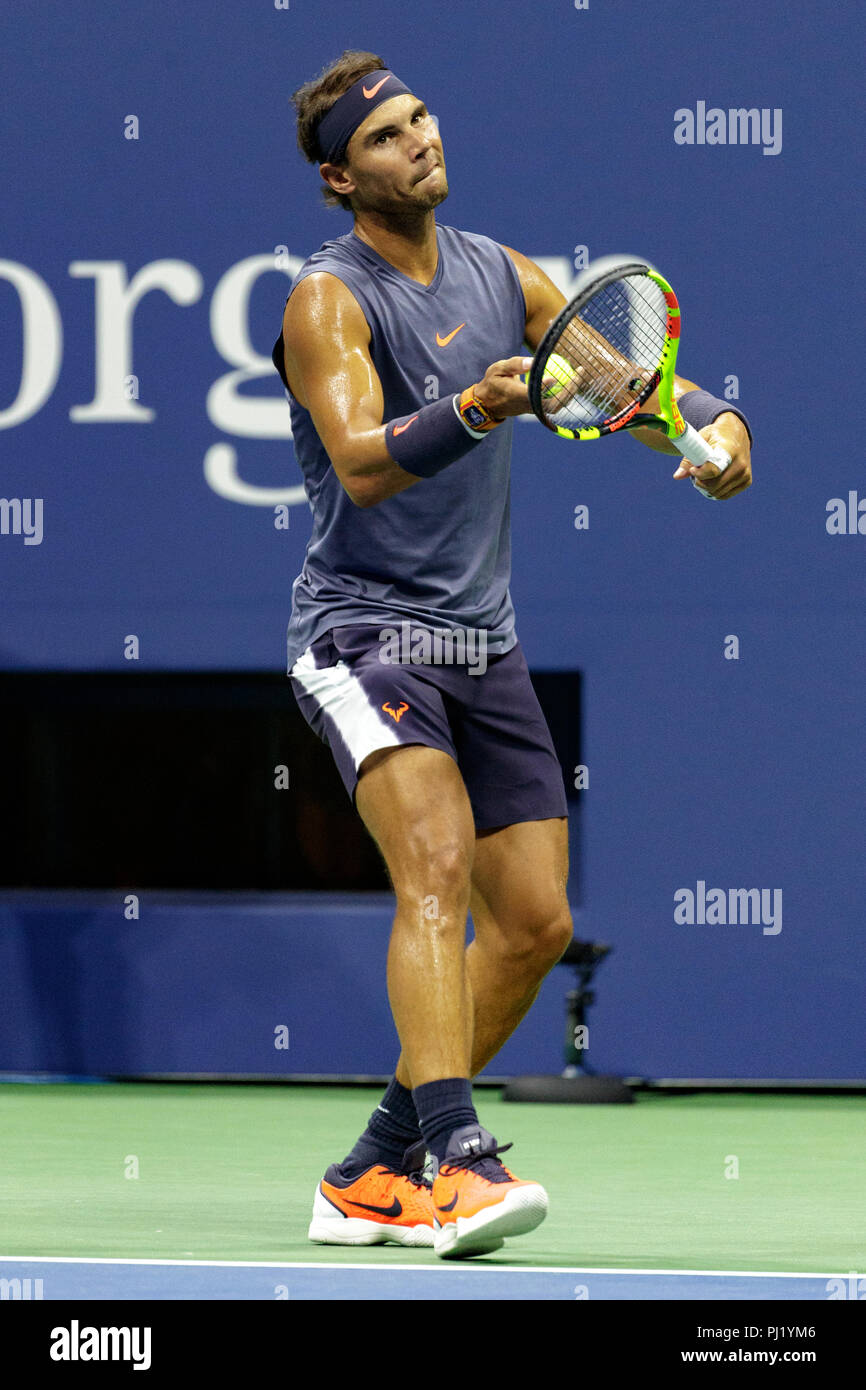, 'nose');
409,135,432,161
407,122,435,159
